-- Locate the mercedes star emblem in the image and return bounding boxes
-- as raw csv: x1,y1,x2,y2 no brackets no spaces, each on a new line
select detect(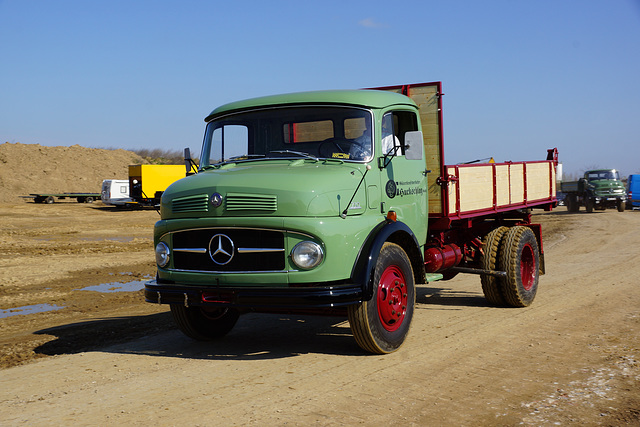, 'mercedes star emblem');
210,192,223,208
209,234,235,265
